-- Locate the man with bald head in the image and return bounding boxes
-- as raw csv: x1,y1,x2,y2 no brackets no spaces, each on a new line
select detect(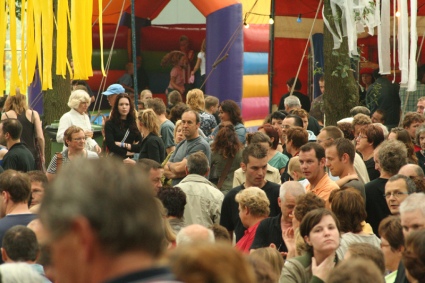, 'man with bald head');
176,224,215,246
398,164,425,178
